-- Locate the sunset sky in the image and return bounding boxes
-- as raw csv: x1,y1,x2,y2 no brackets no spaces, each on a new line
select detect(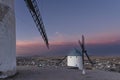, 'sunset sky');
15,0,120,56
